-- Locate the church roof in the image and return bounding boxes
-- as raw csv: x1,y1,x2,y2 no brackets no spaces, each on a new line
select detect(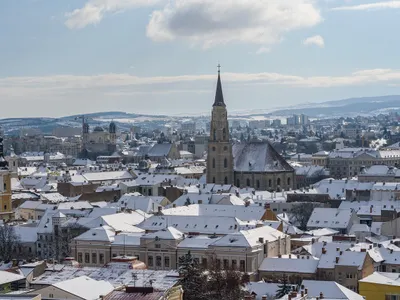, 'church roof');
93,126,104,132
232,141,294,172
213,71,225,107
